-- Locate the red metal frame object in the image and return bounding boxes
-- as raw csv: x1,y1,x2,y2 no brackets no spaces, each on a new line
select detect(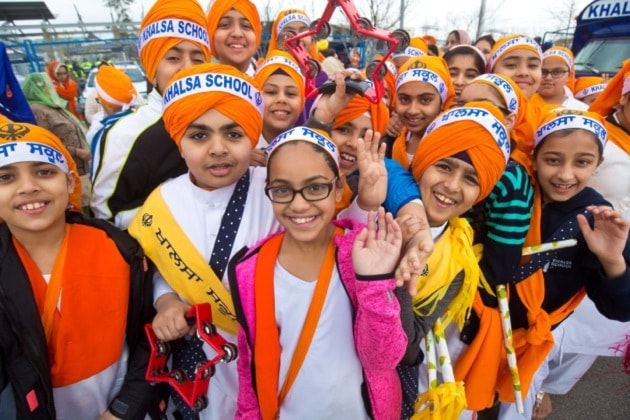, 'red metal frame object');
282,0,410,104
145,303,238,412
